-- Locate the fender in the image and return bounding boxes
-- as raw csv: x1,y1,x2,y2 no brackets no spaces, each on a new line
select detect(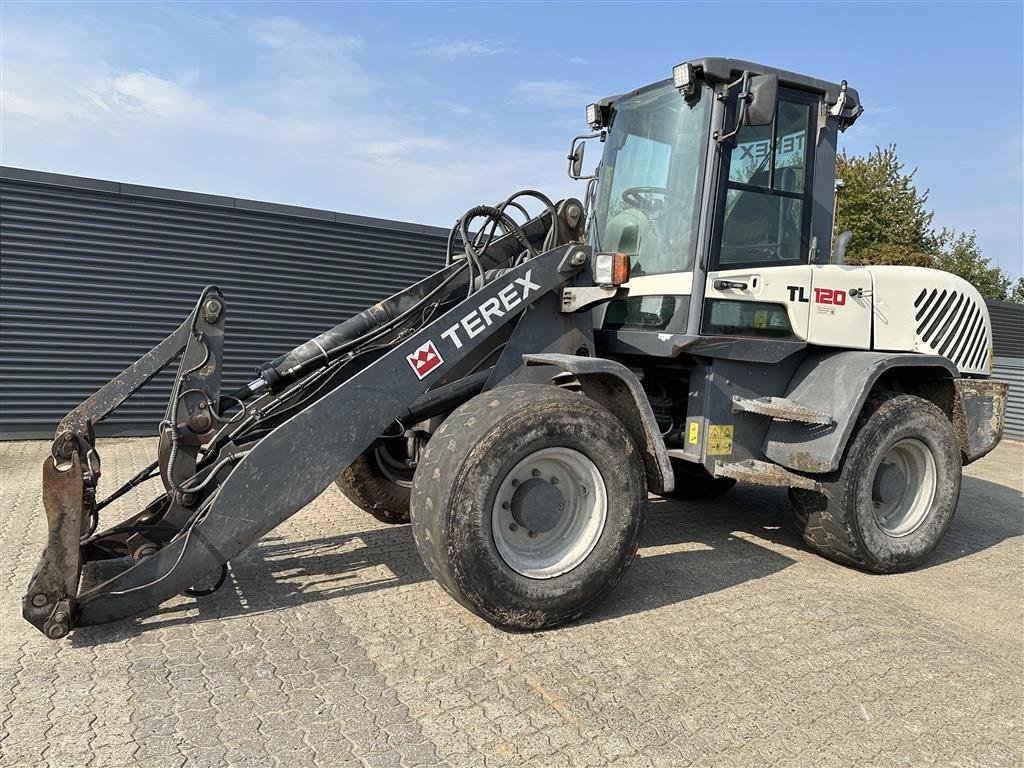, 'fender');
763,351,958,474
523,353,674,494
